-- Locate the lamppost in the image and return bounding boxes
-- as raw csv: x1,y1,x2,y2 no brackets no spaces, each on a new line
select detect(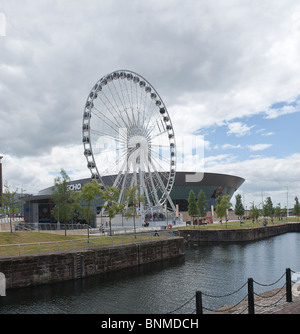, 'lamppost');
0,156,3,208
